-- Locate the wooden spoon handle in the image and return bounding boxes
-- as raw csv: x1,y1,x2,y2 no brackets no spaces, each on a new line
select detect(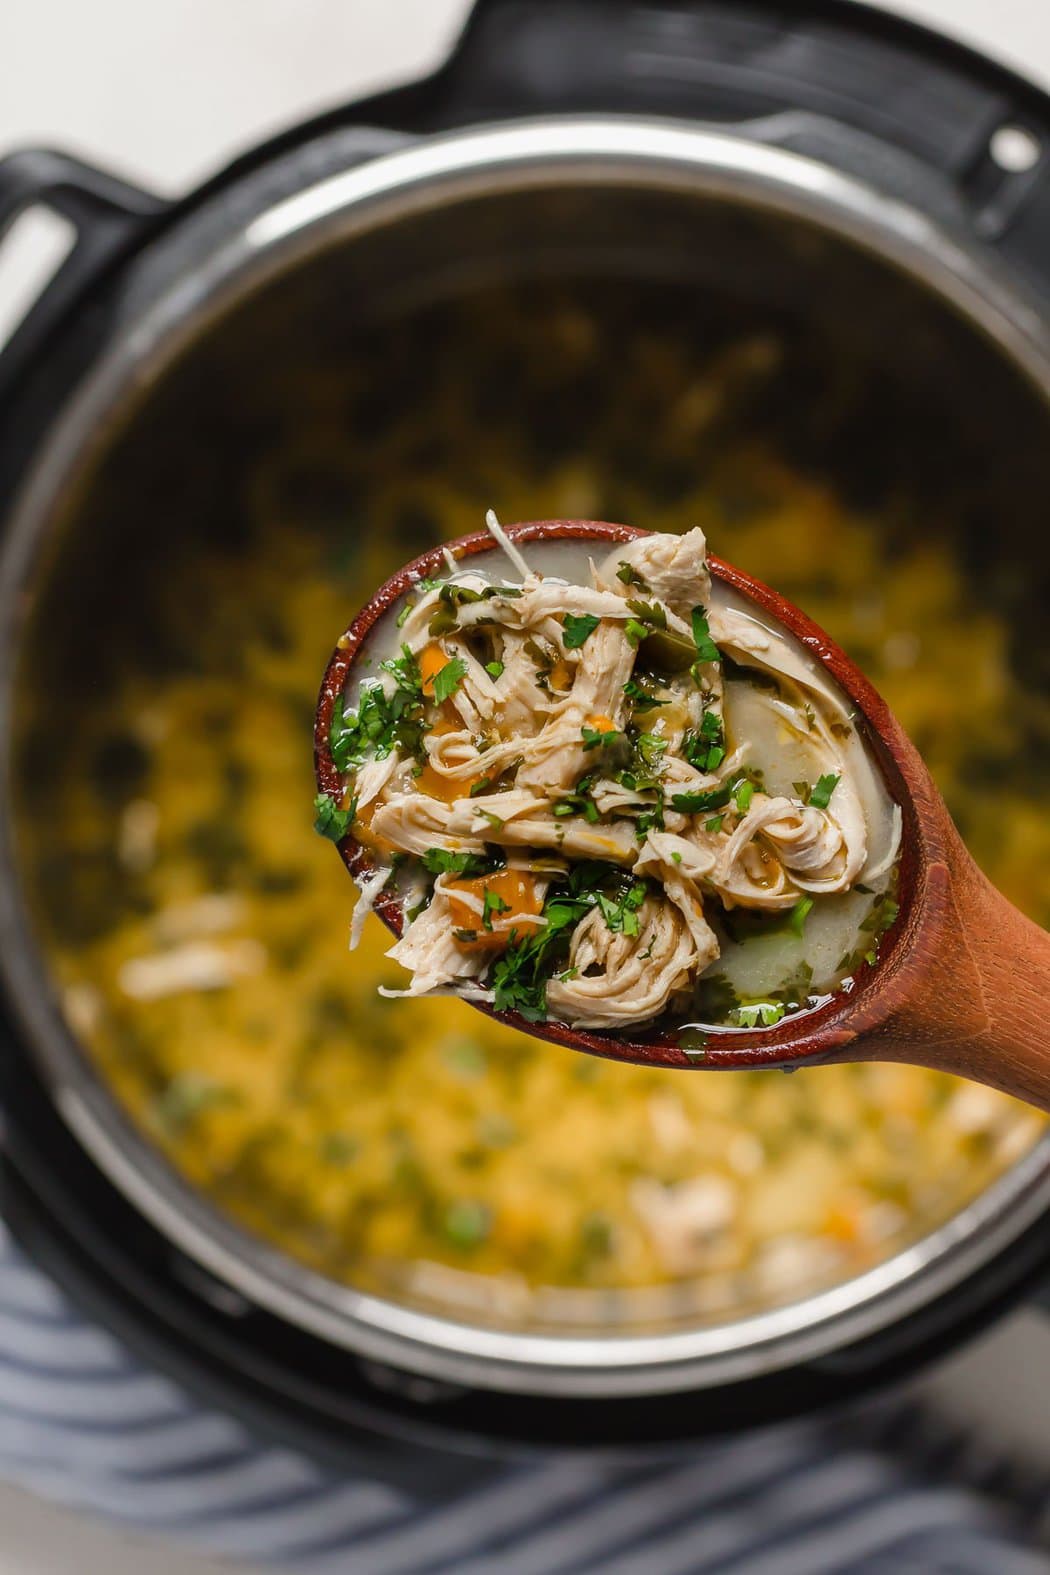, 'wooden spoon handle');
865,817,1050,1110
